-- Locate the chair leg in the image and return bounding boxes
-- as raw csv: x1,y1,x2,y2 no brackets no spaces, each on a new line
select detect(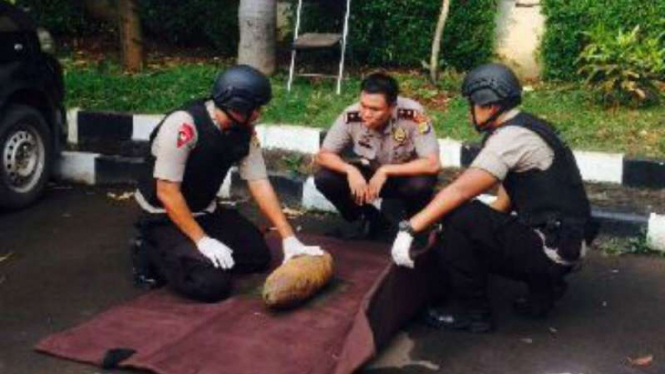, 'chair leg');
287,49,297,92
